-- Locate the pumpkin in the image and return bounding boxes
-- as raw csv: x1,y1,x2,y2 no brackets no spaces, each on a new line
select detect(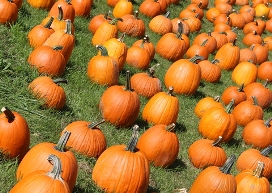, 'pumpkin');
194,95,223,118
126,43,151,70
27,17,54,48
257,61,272,82
88,11,112,34
70,0,93,17
244,81,272,109
231,60,258,86
139,0,162,18
112,0,133,18
182,14,202,32
99,71,140,128
171,18,190,35
214,38,240,70
239,4,255,23
107,0,119,7
61,119,107,158
142,86,179,125
242,117,272,149
185,39,209,60
49,0,75,23
213,14,232,26
10,154,70,193
87,45,119,86
243,20,264,35
164,55,203,95
16,131,78,191
236,145,272,179
239,45,257,64
188,136,227,168
28,76,67,110
210,31,229,50
0,107,30,161
28,45,67,77
235,161,270,193
12,0,22,9
192,31,217,54
149,11,172,35
190,155,237,193
242,31,263,47
27,0,55,10
0,0,18,25
132,34,155,59
192,0,209,9
221,84,247,106
136,123,179,168
232,96,264,127
253,43,269,65
215,2,232,14
92,125,150,192
130,64,162,98
92,18,122,46
255,3,270,18
213,21,232,32
205,7,221,23
229,9,246,29
198,59,221,83
198,99,237,142
185,2,204,20
225,27,238,43
101,33,127,72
